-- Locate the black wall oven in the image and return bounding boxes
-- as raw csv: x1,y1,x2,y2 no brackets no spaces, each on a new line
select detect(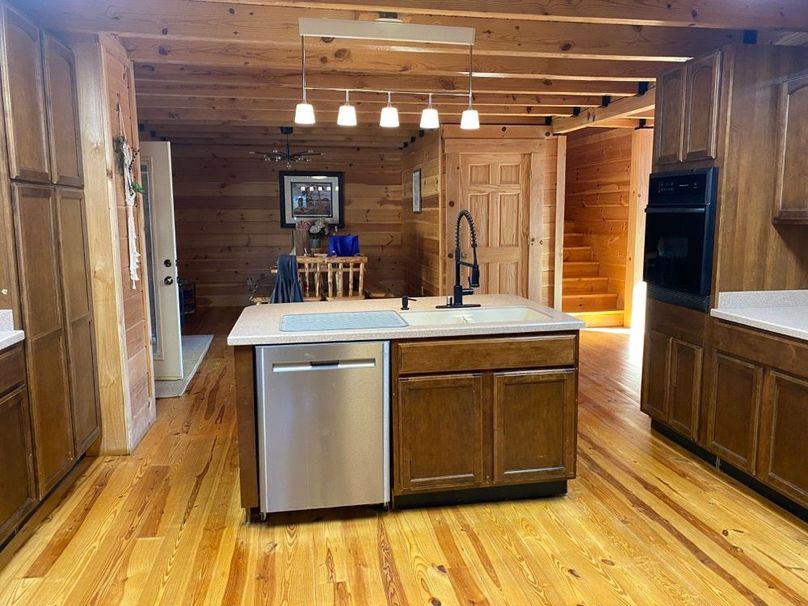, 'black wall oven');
643,168,718,312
